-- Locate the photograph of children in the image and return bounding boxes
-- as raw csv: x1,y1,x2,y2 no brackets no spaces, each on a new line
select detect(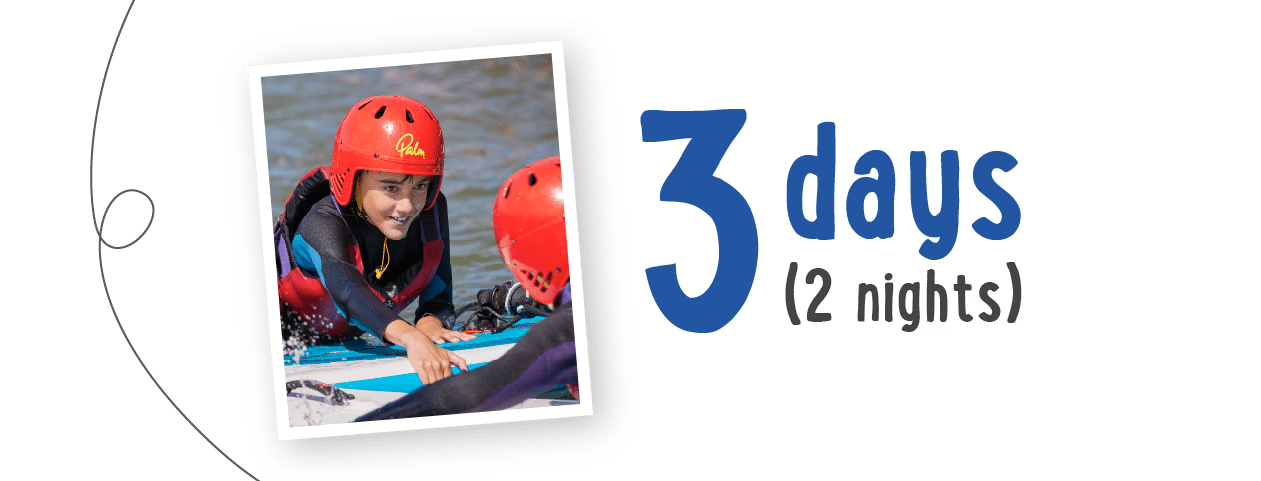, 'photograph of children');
249,43,589,439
